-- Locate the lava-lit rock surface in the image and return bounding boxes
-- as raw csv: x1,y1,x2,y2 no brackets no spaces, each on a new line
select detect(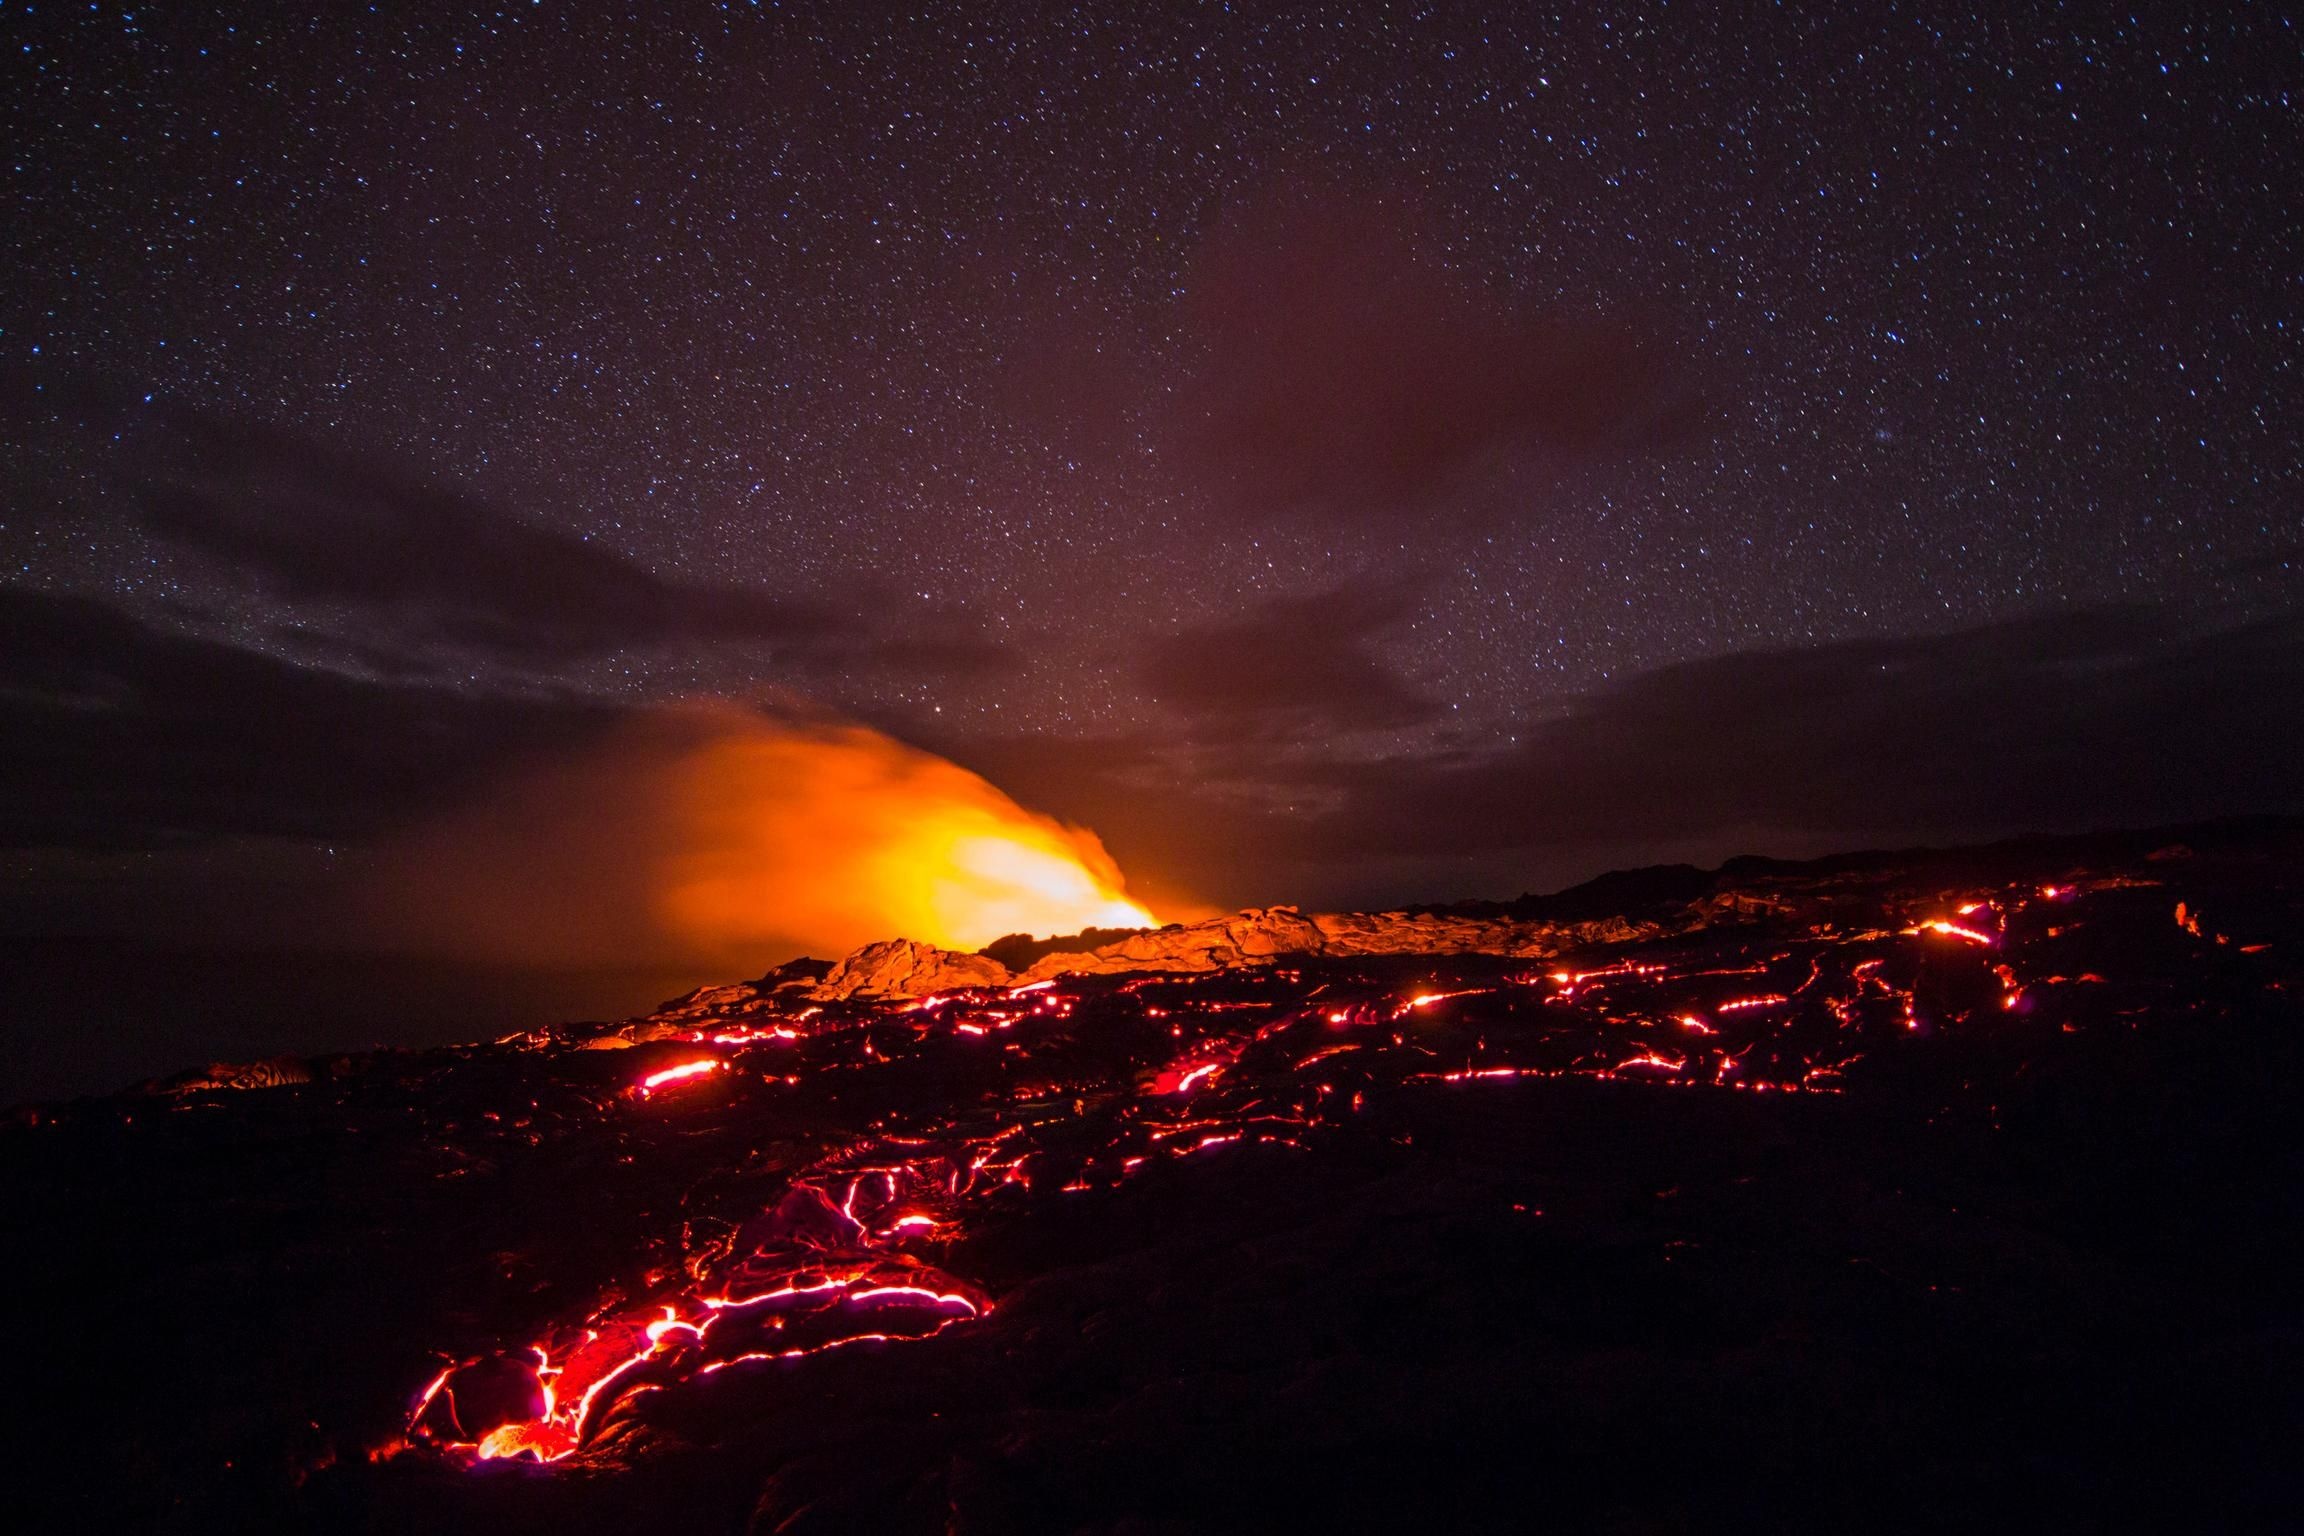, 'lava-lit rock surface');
802,900,1710,999
10,823,2304,1533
